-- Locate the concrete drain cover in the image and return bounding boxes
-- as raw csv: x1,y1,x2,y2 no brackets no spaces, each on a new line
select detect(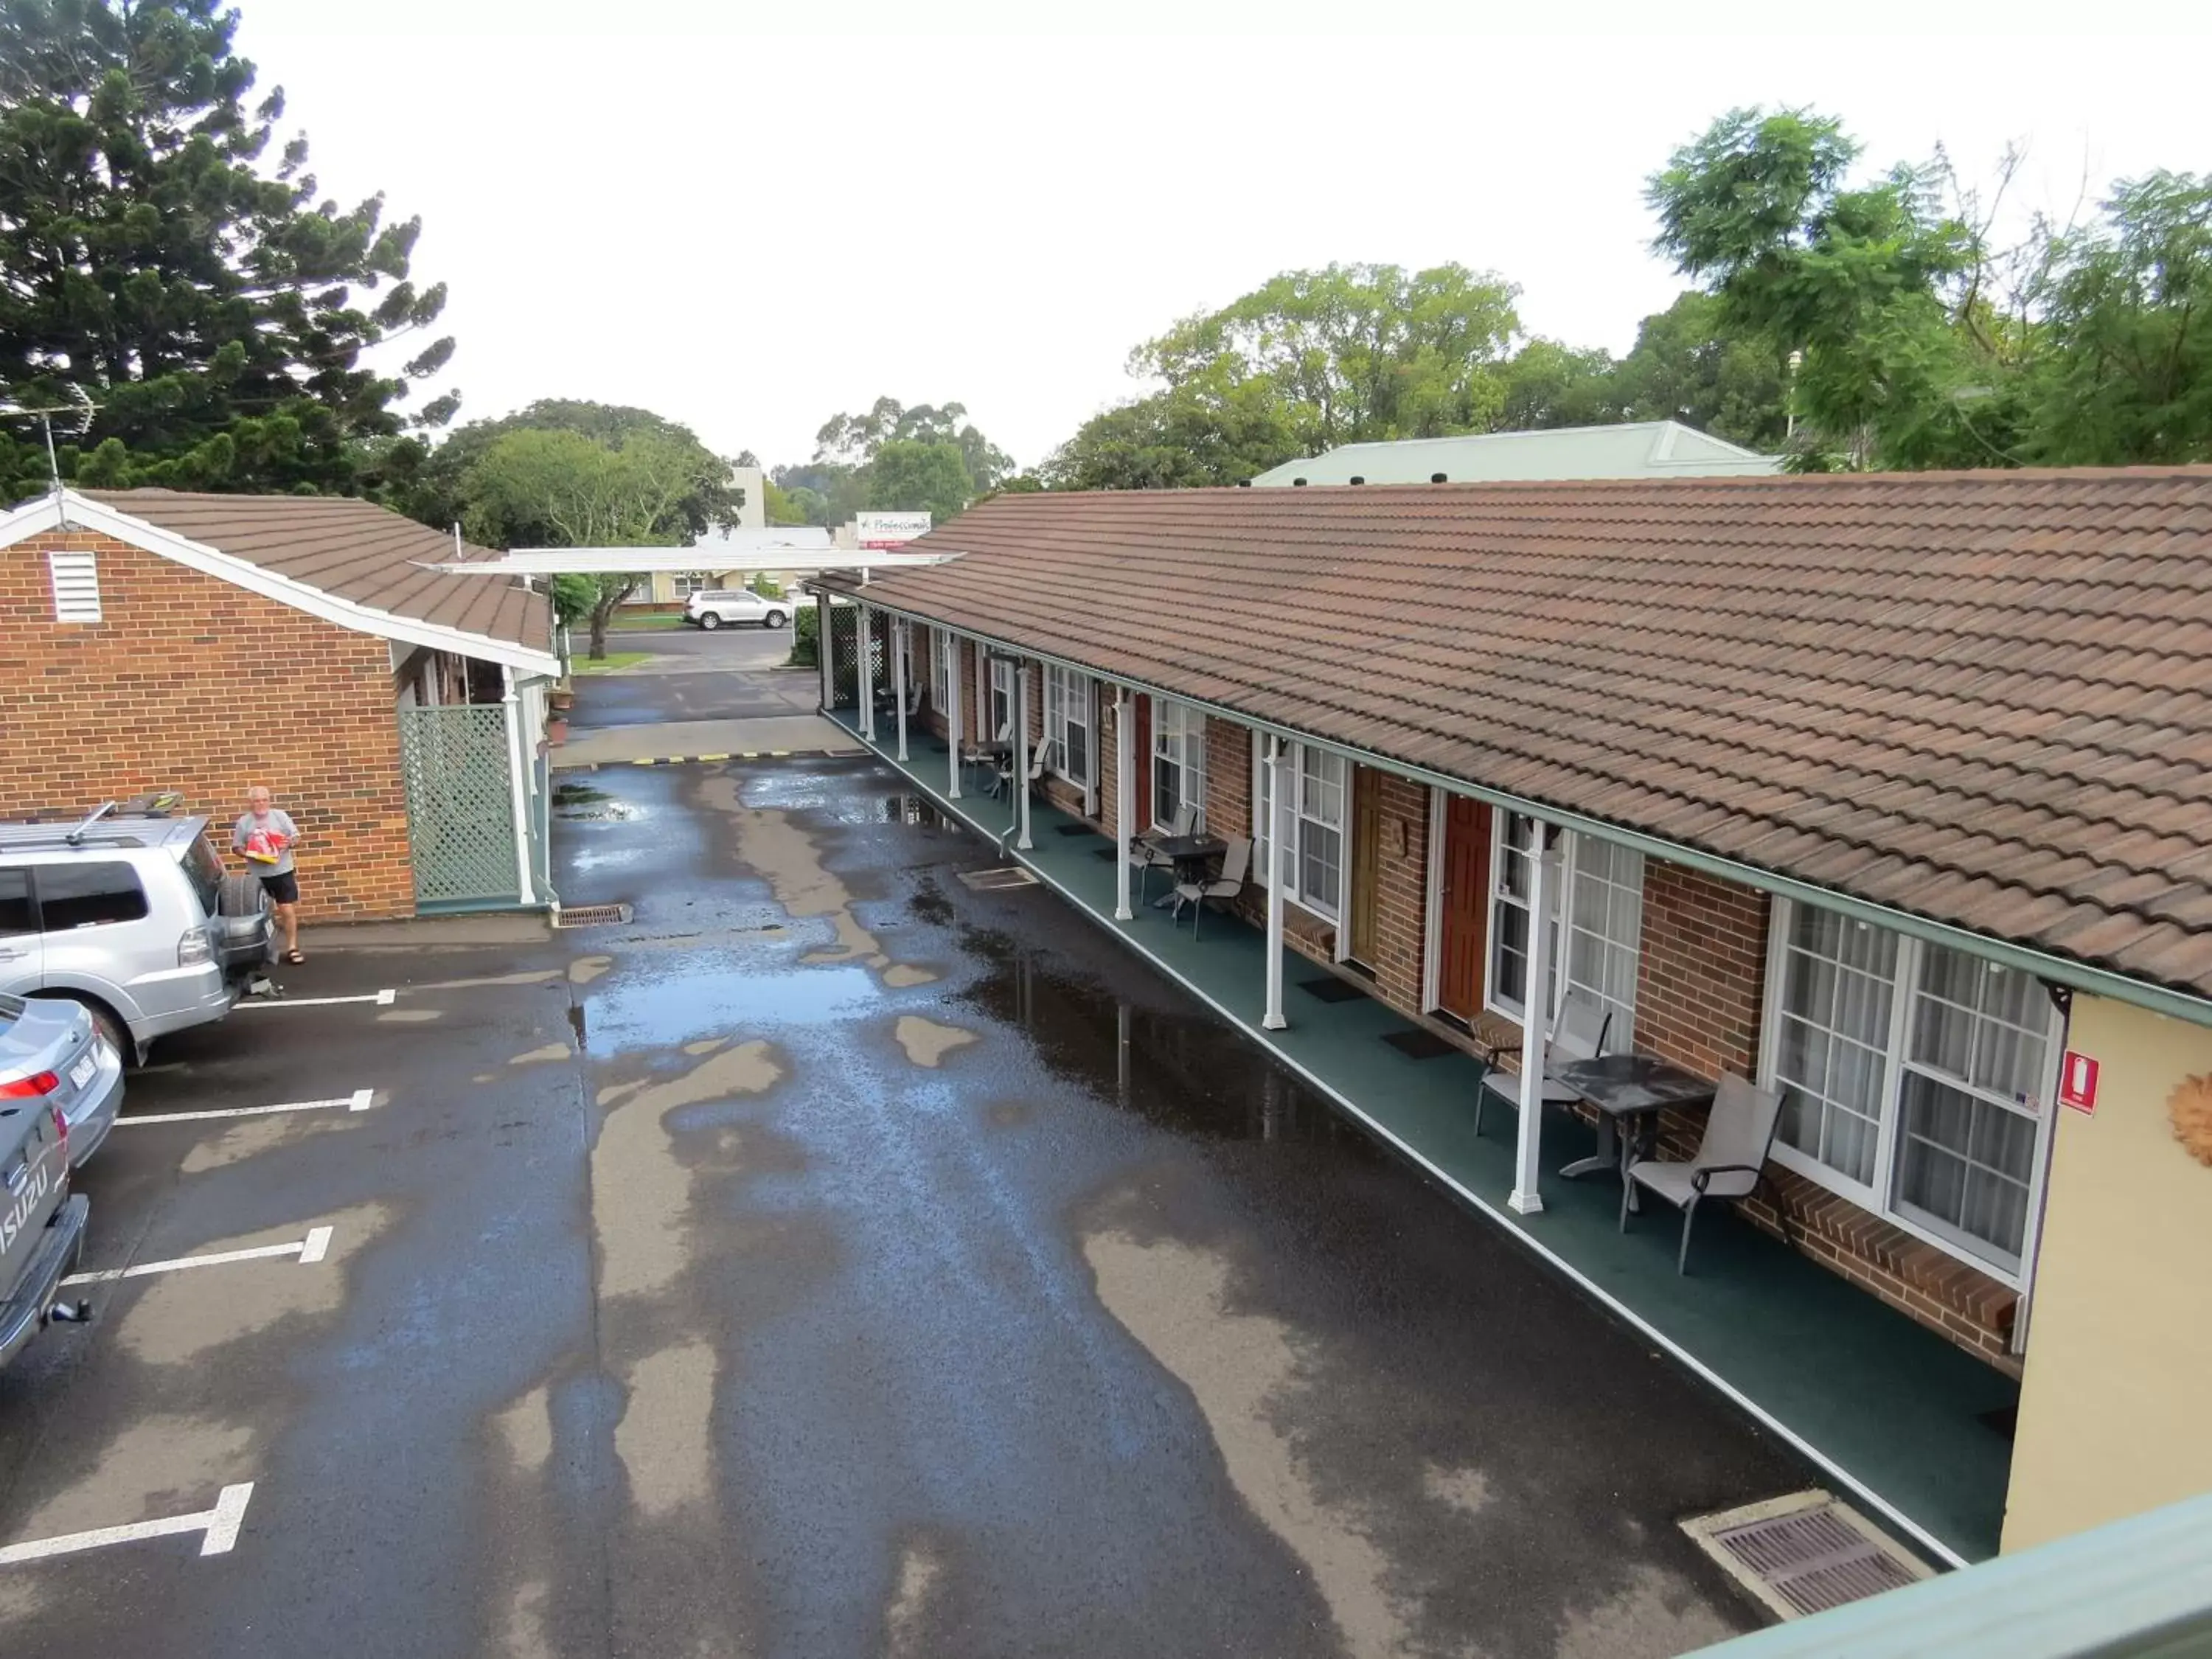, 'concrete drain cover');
554,903,633,928
956,866,1040,891
1682,1491,1930,1621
